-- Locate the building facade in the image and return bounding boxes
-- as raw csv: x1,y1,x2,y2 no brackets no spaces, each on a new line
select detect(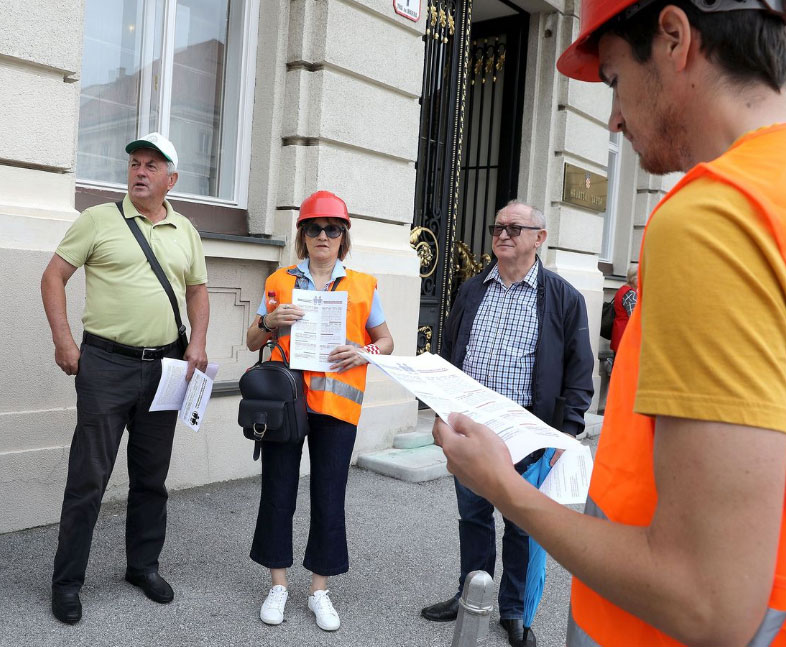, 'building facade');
0,0,675,533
